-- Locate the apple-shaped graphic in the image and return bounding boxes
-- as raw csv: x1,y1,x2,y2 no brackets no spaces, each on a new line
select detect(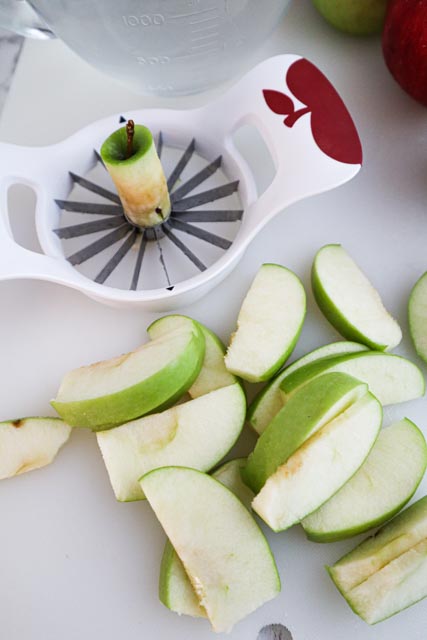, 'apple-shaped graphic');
383,0,427,106
263,58,363,165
